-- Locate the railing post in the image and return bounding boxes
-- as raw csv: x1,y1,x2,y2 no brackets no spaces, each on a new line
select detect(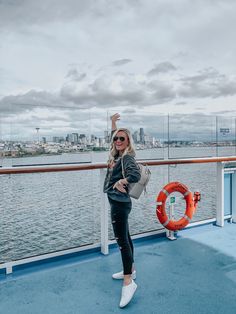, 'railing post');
216,162,224,227
6,262,13,274
100,169,109,255
232,170,236,223
166,202,176,240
